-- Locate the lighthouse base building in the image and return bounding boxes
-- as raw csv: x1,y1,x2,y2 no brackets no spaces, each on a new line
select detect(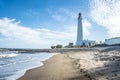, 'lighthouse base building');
76,40,96,47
